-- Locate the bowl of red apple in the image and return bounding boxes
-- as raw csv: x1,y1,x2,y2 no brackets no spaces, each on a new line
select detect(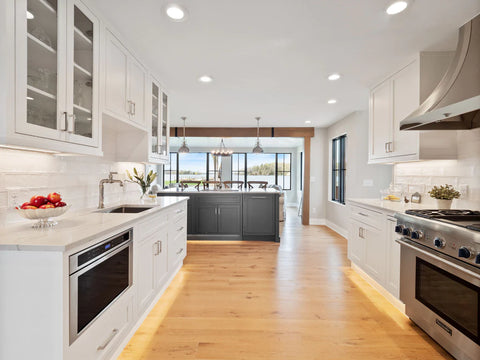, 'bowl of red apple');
16,193,70,228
